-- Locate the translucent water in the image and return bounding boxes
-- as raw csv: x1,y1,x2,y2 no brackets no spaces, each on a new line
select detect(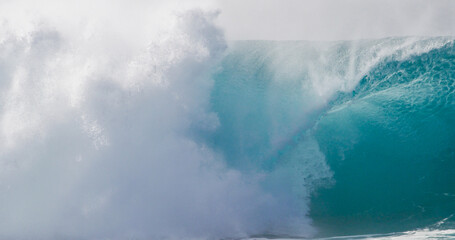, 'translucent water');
210,38,455,238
